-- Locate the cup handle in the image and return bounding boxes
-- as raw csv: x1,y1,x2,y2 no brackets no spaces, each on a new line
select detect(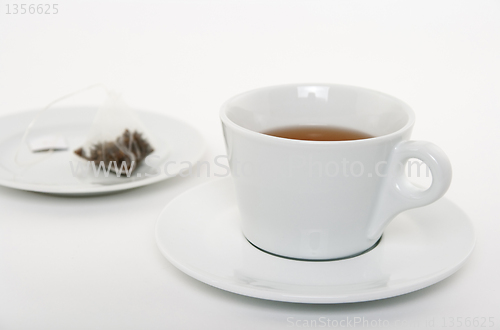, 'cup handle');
366,140,452,240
